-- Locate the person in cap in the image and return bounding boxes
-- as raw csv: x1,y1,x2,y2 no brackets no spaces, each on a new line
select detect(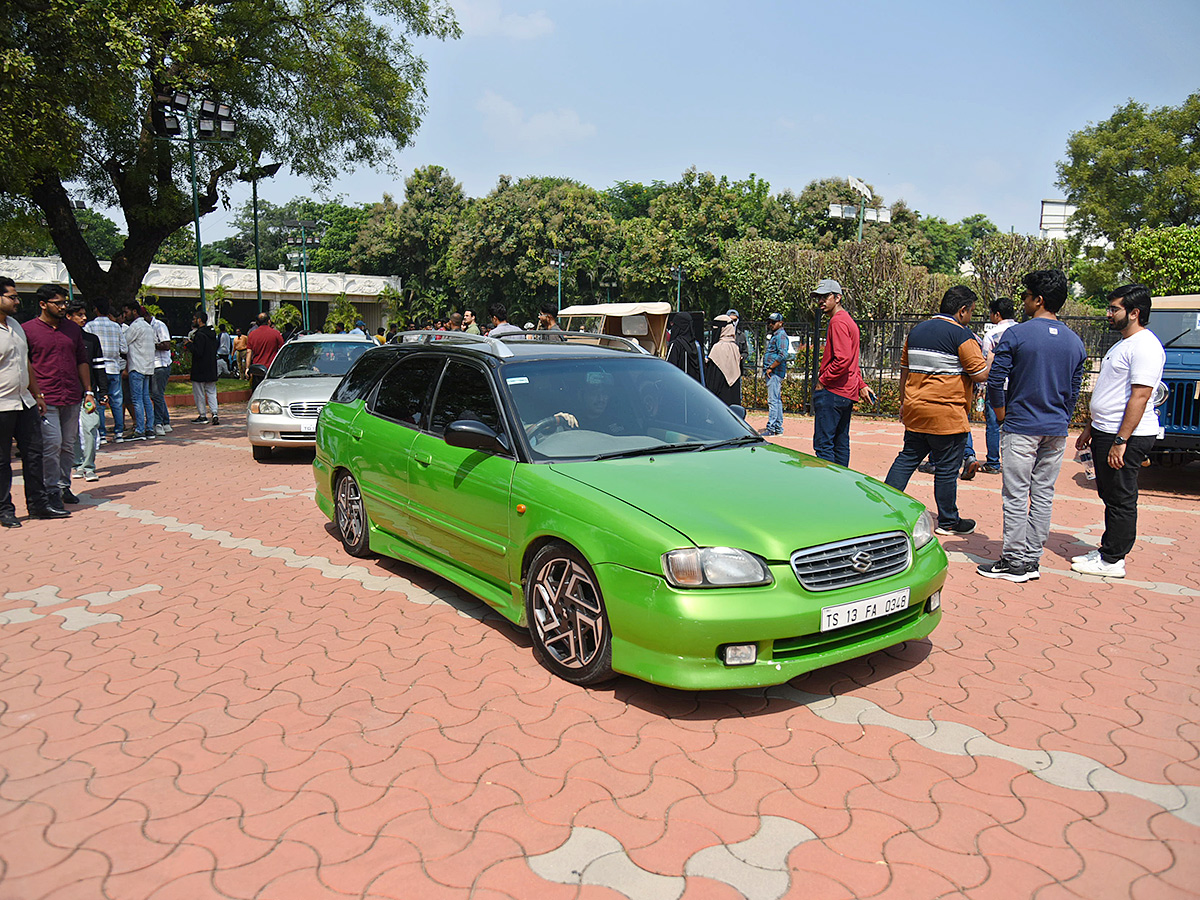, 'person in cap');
812,278,875,467
761,312,788,436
